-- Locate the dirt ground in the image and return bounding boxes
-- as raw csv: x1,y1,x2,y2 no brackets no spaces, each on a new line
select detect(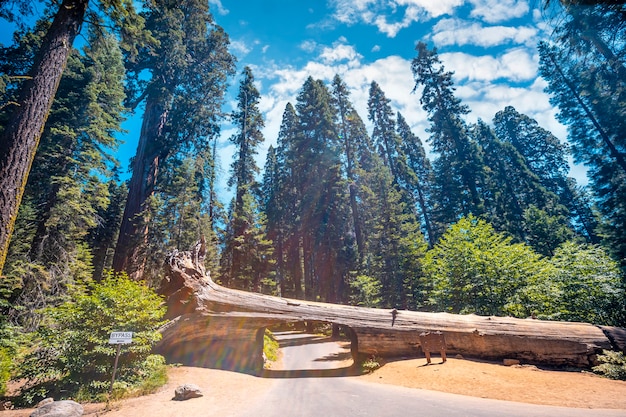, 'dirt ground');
3,352,626,415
